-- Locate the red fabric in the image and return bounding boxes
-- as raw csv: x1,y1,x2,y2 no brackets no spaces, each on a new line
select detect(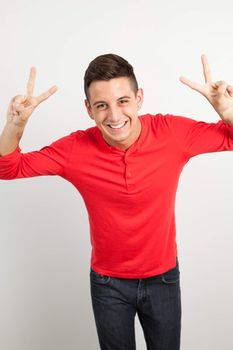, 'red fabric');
1,114,233,278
